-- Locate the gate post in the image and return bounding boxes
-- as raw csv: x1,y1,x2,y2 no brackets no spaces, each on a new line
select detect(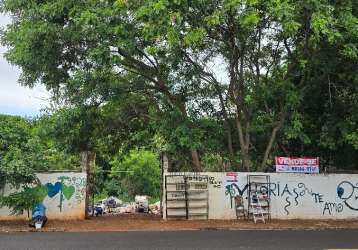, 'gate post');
160,152,169,219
